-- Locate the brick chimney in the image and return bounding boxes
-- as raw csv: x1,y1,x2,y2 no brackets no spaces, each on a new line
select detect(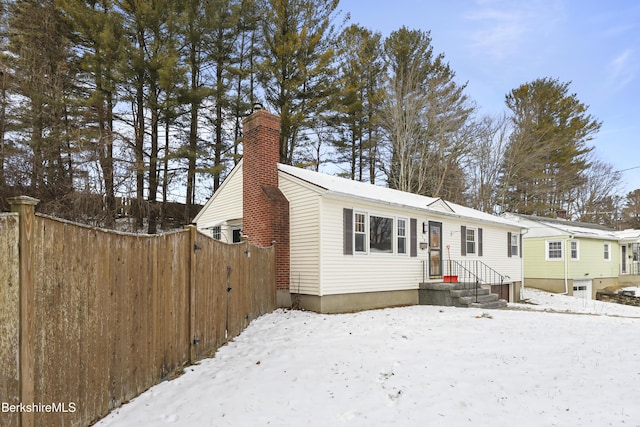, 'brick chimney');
242,107,290,306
